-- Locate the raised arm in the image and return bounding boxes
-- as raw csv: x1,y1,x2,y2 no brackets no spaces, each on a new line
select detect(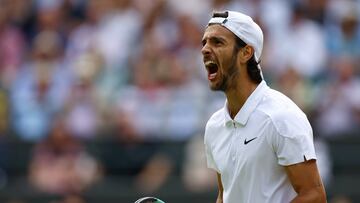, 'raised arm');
285,160,327,203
